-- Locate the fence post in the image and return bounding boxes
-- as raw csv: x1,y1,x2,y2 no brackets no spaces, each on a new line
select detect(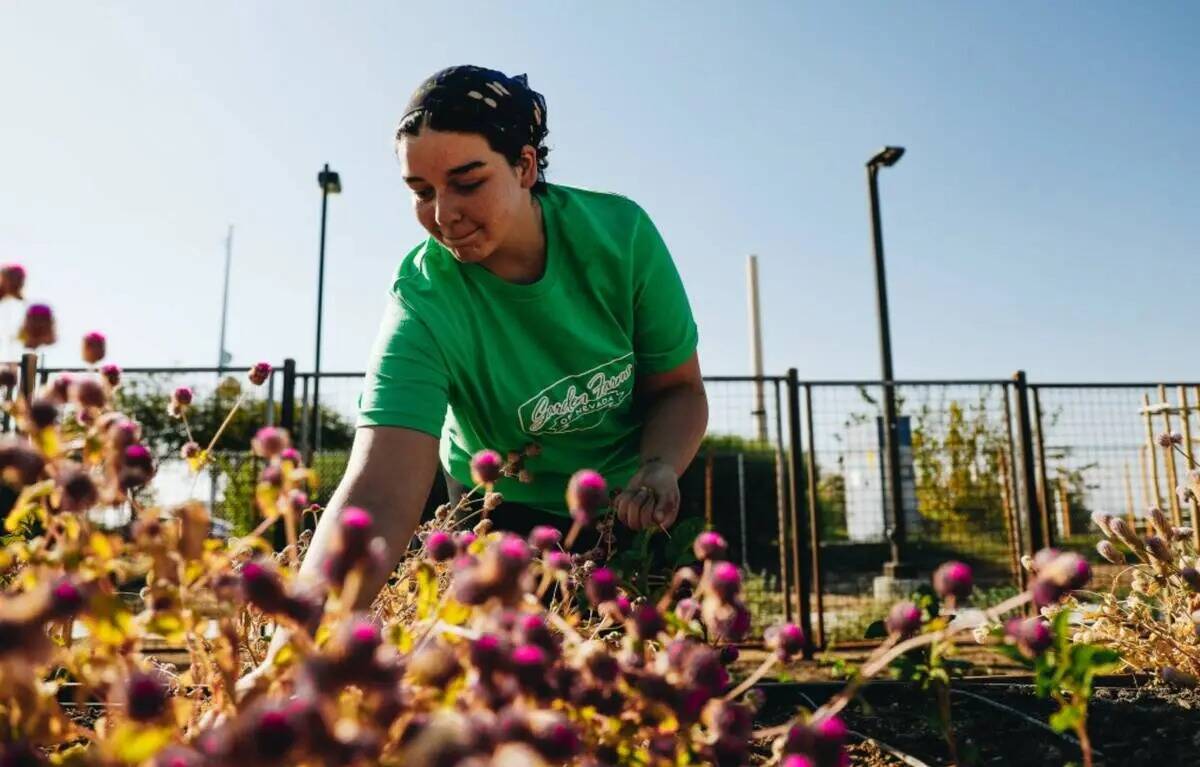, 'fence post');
1013,371,1047,553
1031,387,1056,548
18,353,37,405
803,381,826,649
280,359,296,436
786,368,814,658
